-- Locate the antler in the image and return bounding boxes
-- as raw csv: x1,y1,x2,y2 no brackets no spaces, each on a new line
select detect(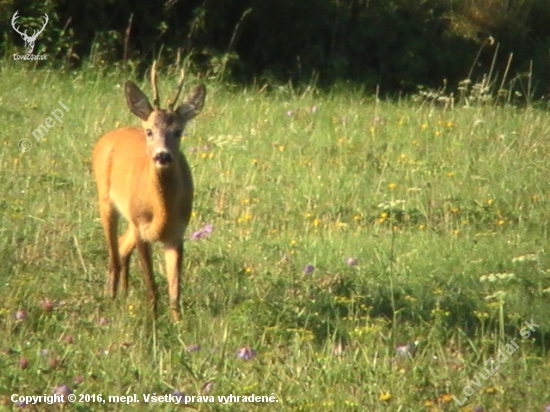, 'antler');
151,60,160,108
11,11,48,40
11,11,27,38
33,13,49,38
167,69,186,111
